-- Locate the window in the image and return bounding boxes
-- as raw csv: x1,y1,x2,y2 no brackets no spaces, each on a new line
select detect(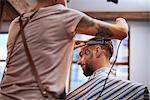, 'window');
0,33,8,82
